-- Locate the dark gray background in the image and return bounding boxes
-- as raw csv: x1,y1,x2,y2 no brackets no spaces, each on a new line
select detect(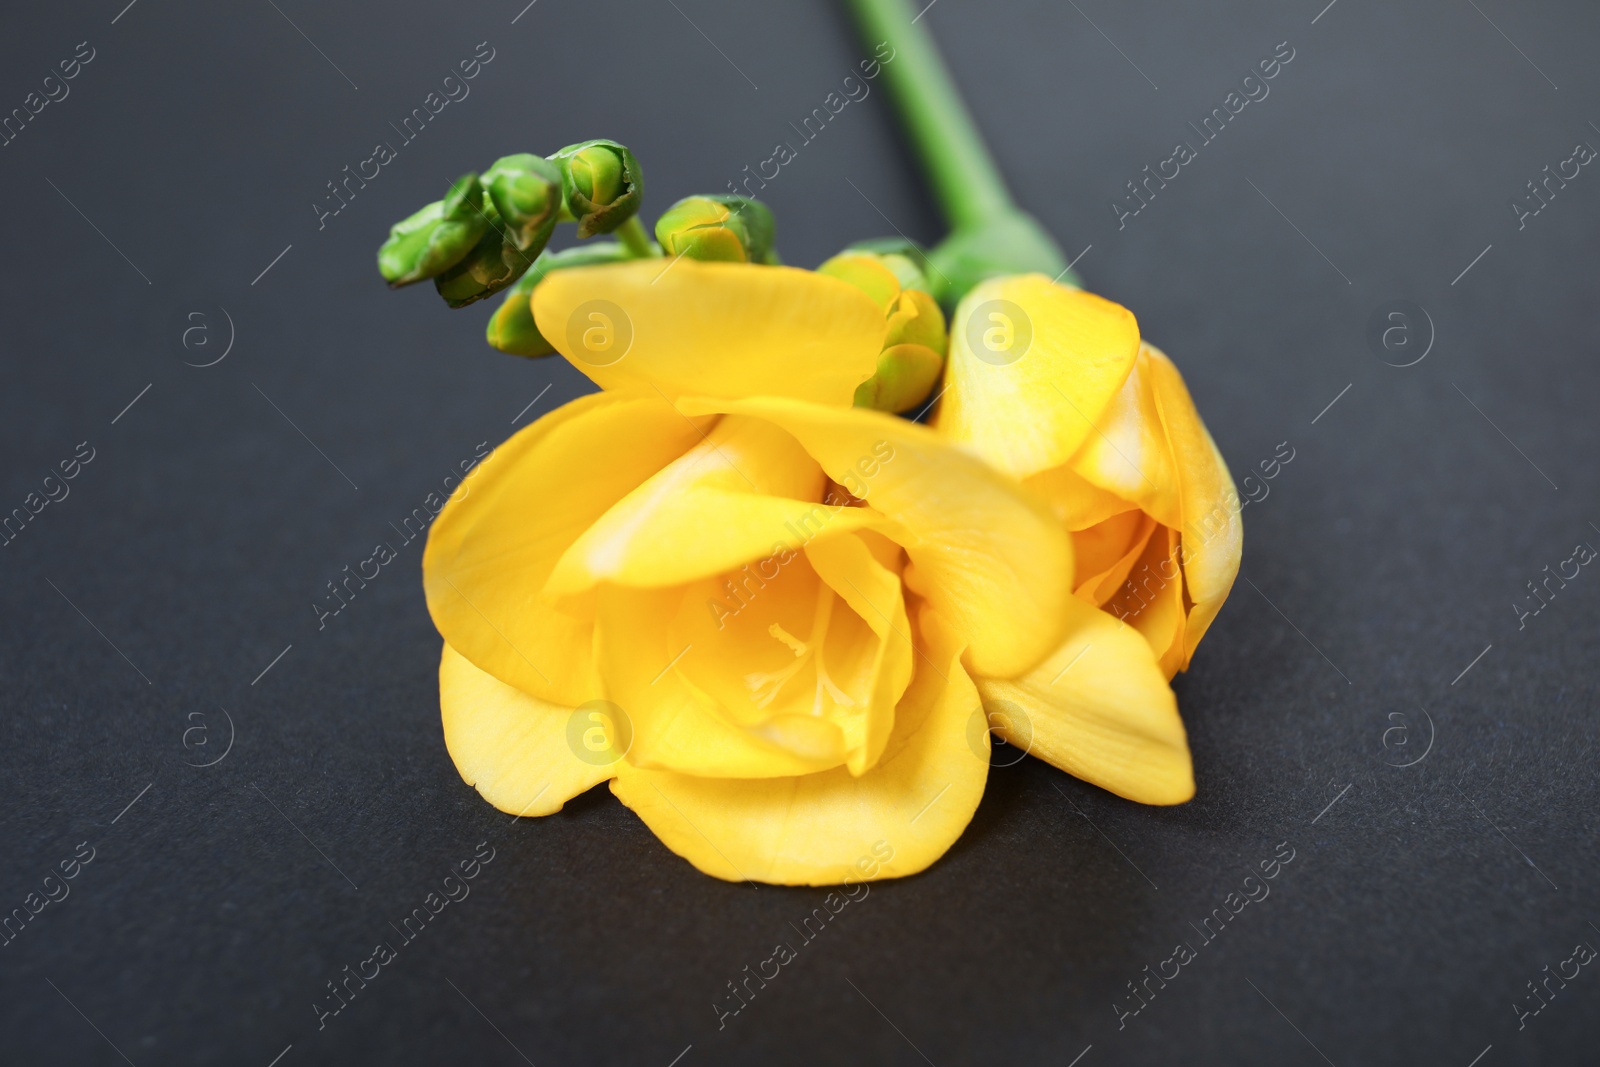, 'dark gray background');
2,0,1597,1063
